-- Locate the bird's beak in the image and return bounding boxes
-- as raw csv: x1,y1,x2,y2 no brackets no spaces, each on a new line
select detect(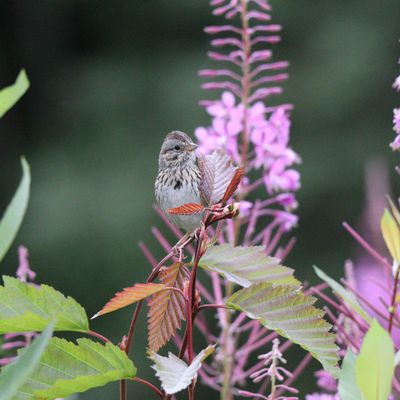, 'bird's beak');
185,143,198,152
